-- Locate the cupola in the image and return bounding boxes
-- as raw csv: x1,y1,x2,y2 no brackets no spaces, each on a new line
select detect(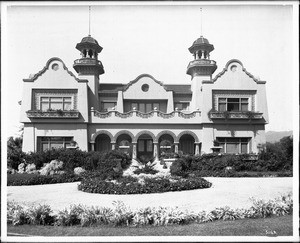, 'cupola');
73,35,104,76
186,35,217,78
